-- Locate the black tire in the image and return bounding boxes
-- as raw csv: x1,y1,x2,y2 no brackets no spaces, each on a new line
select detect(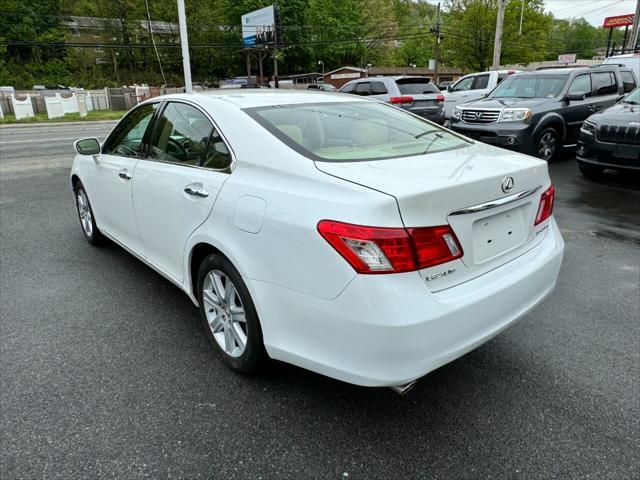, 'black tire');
578,163,604,179
533,127,560,162
73,181,107,246
197,254,266,373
